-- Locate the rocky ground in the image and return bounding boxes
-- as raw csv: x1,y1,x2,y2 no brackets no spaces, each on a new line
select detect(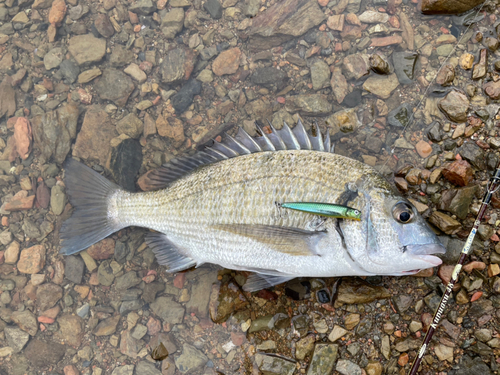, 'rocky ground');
1,0,500,373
